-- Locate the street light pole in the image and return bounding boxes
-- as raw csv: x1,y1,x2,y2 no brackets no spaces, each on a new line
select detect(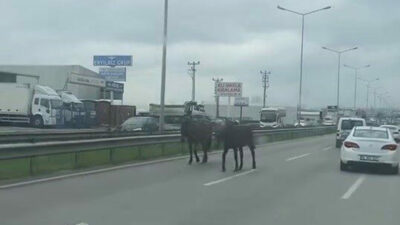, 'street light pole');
212,77,223,118
188,61,200,102
159,0,168,132
278,5,331,123
358,77,379,109
260,70,271,108
343,64,371,110
322,46,358,112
